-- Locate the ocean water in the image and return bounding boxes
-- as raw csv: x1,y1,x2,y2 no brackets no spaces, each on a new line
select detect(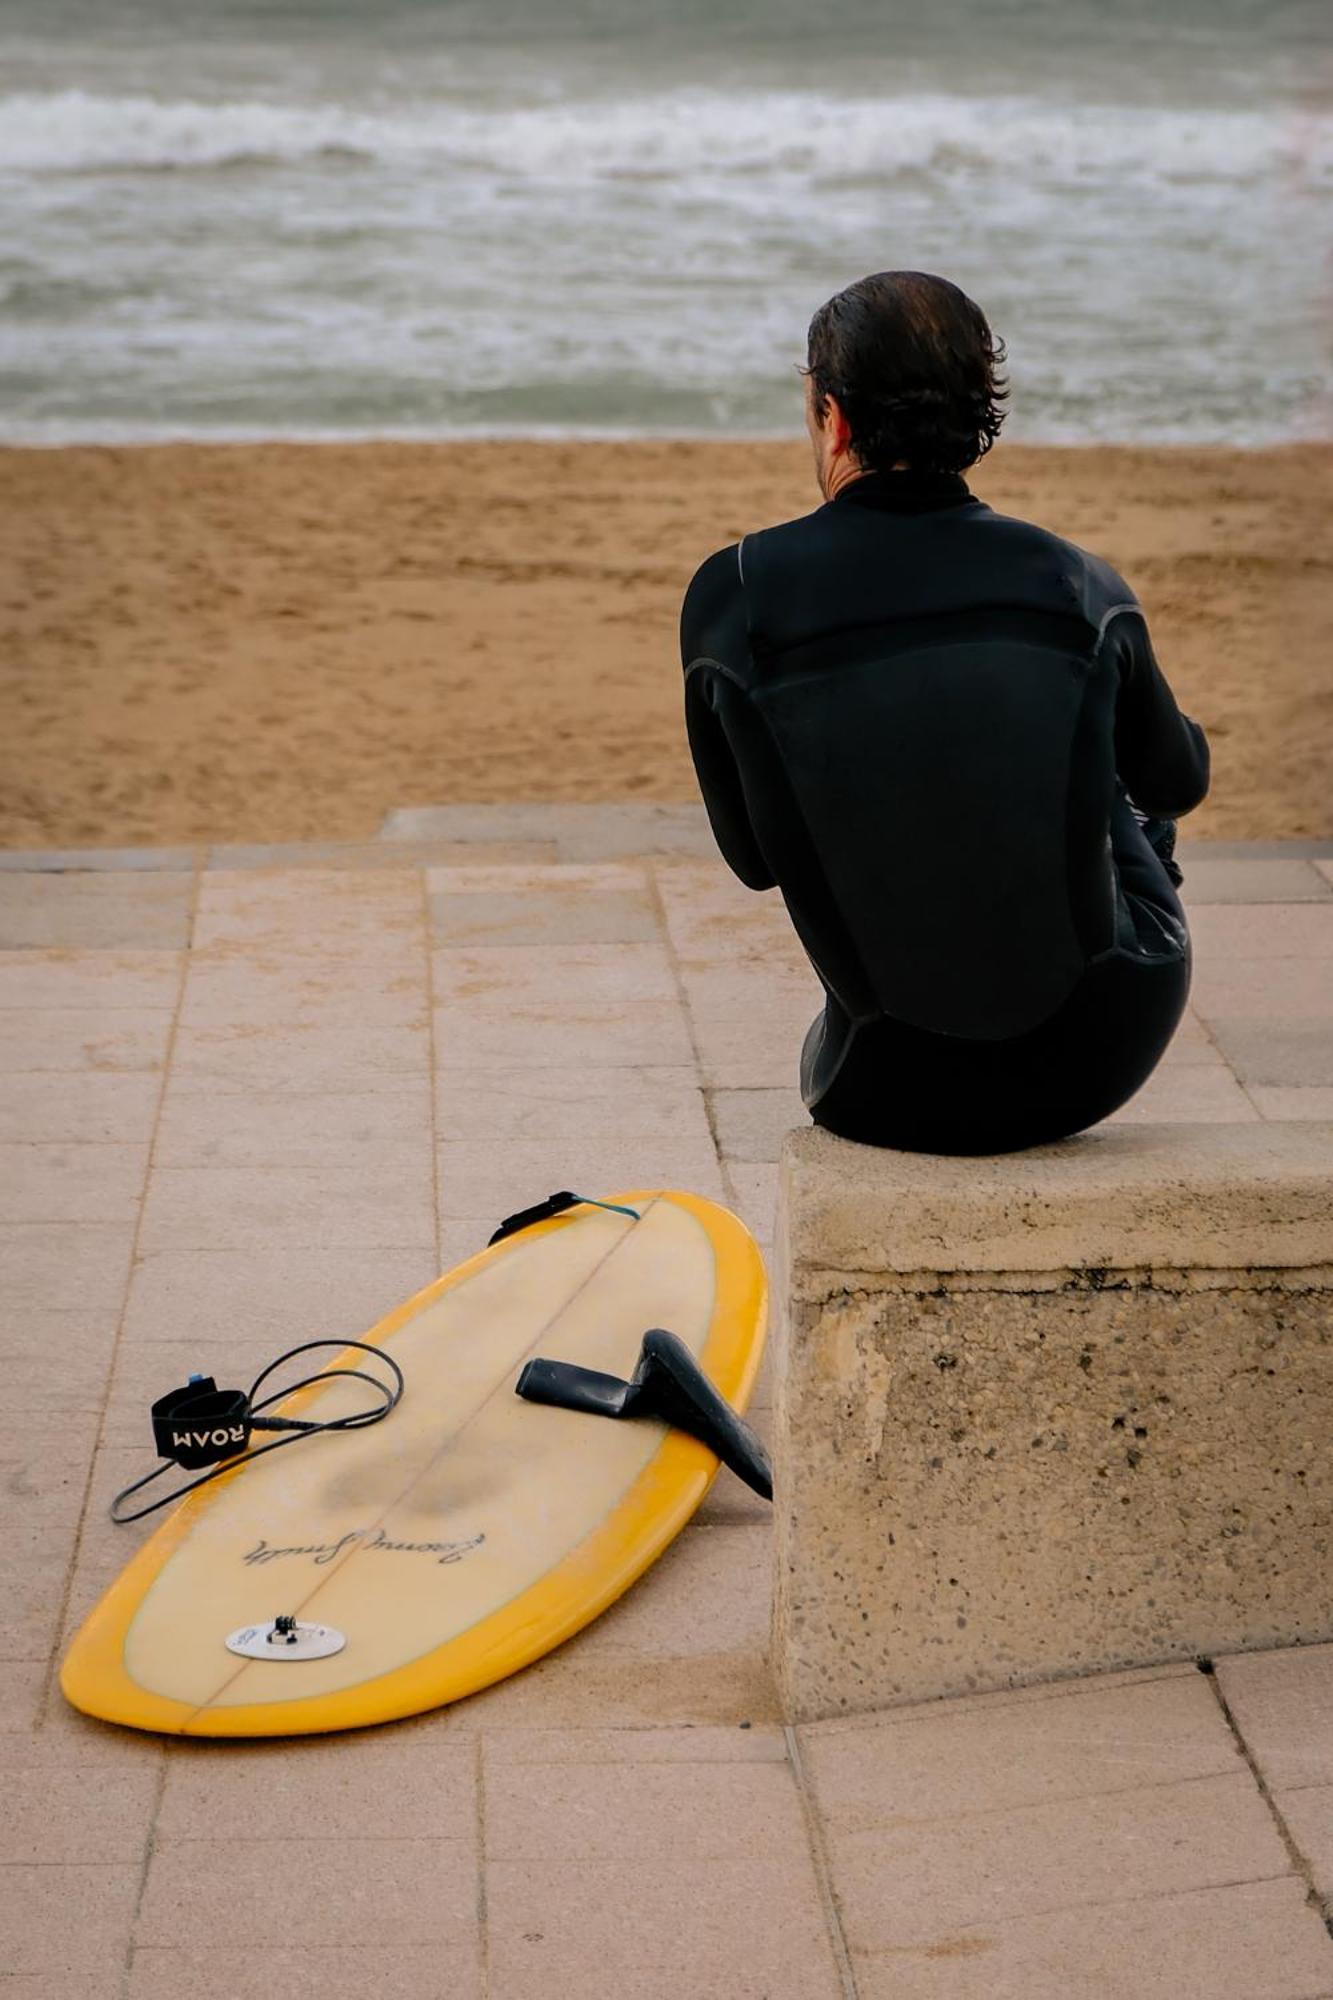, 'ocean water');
1,0,1329,442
